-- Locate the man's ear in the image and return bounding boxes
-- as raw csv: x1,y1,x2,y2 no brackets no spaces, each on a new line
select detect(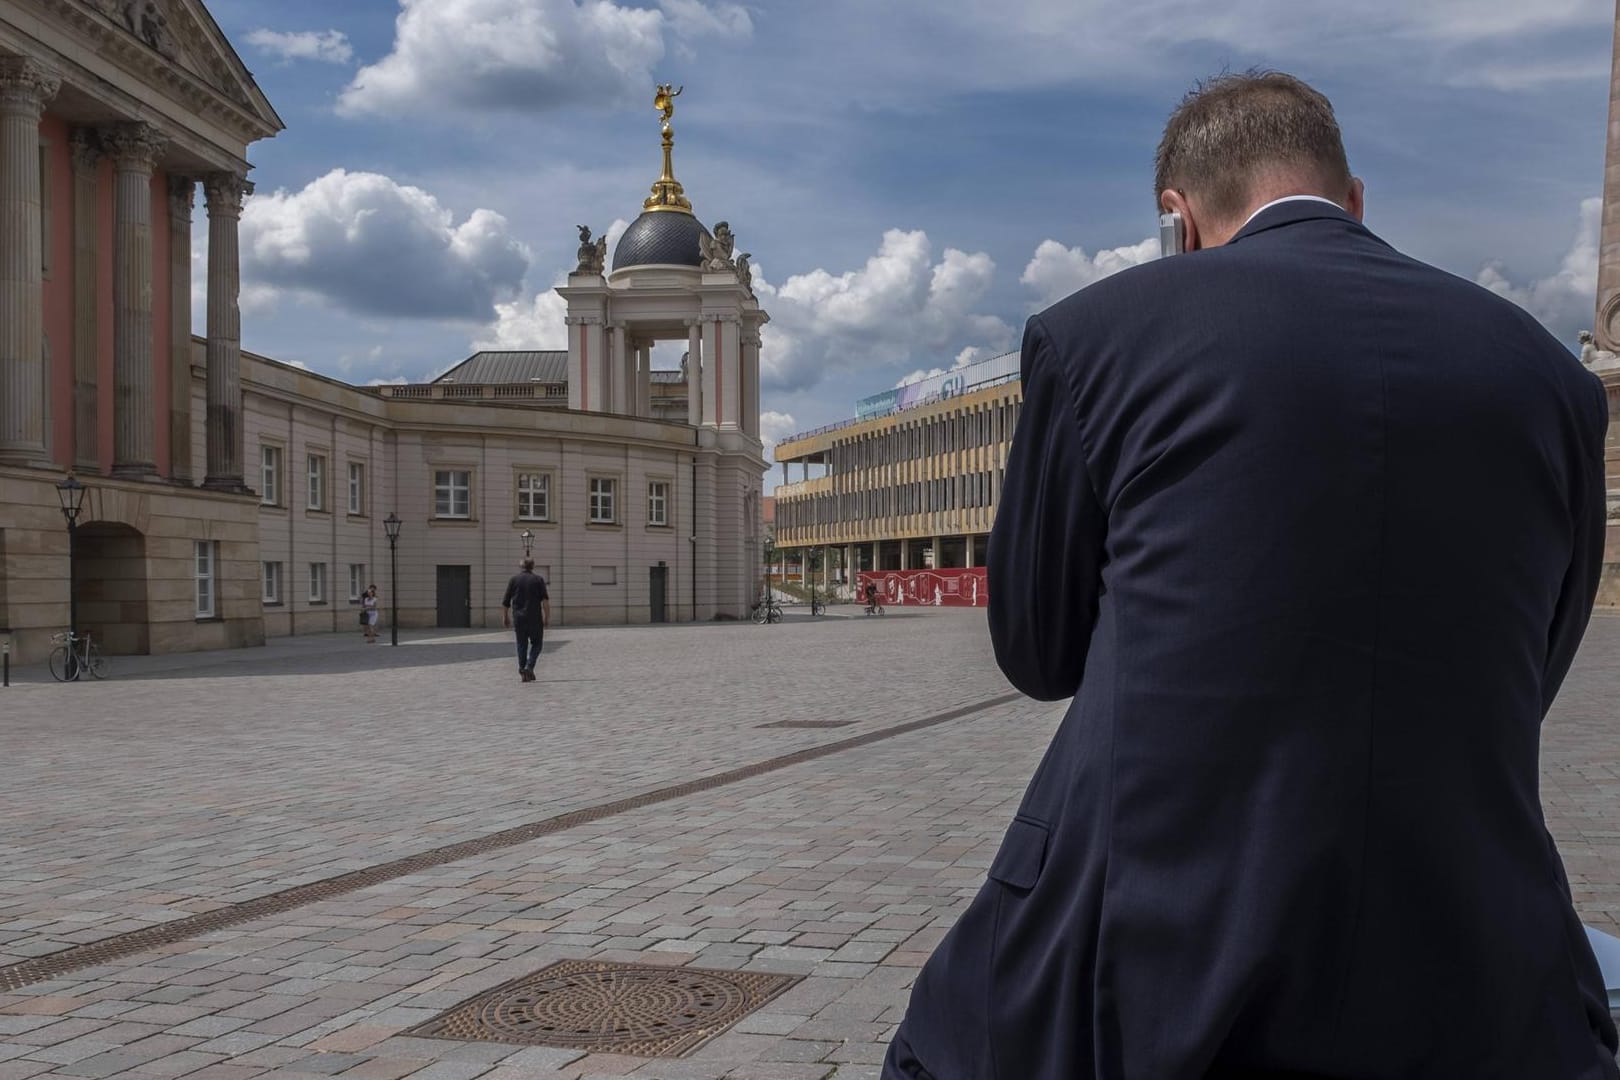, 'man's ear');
1160,189,1201,251
1345,177,1365,223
